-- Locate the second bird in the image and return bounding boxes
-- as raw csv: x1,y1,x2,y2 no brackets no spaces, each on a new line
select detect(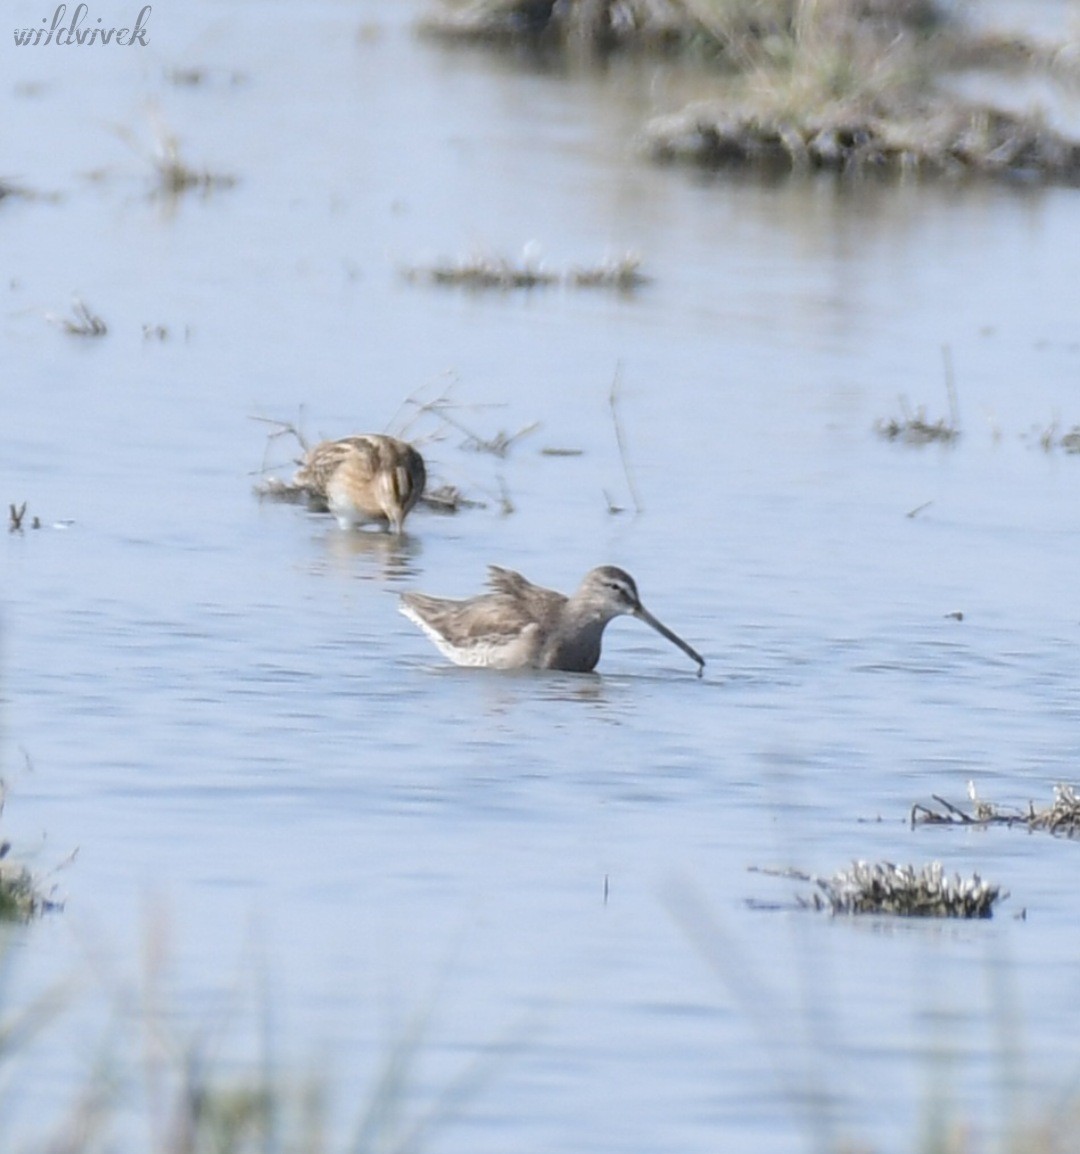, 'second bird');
400,565,705,675
294,434,426,534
